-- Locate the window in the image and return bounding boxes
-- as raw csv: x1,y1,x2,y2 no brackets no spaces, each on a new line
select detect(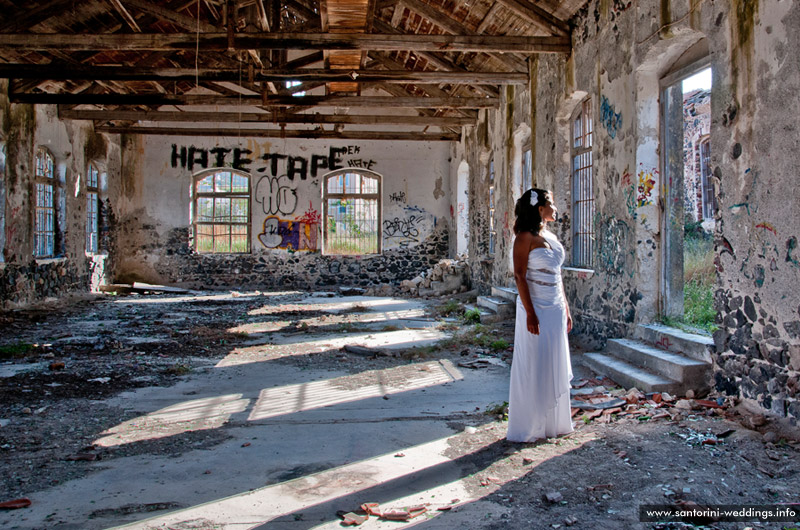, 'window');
571,98,594,267
699,139,716,220
488,159,496,255
521,148,532,193
323,170,380,255
34,147,55,257
193,169,251,253
86,163,100,253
